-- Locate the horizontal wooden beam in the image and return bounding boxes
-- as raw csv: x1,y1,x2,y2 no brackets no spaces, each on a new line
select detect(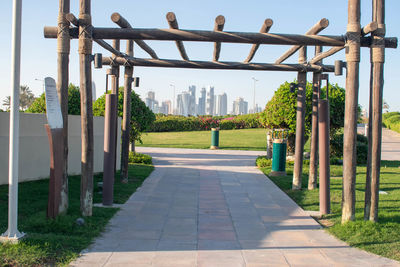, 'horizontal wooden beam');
111,13,159,59
166,12,189,60
244,19,273,63
275,18,329,64
309,46,343,64
361,21,378,36
101,56,335,72
43,26,398,48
